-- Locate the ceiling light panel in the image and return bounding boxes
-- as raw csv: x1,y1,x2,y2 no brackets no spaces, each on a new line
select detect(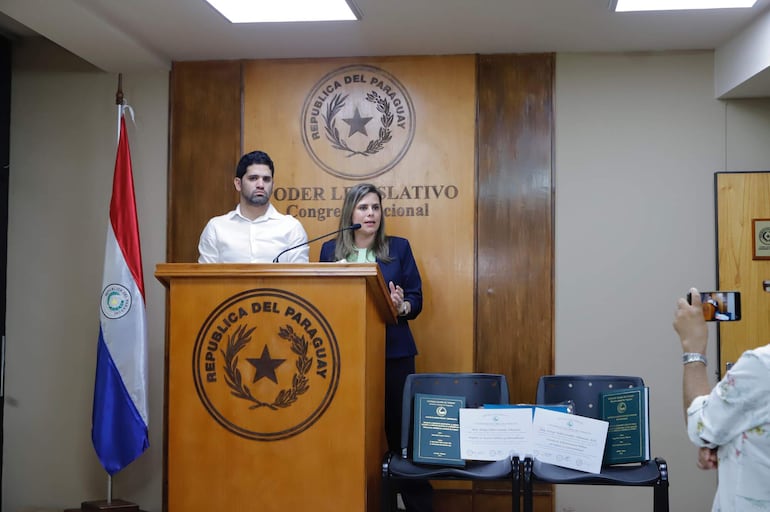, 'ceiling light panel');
611,0,757,11
206,0,360,22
